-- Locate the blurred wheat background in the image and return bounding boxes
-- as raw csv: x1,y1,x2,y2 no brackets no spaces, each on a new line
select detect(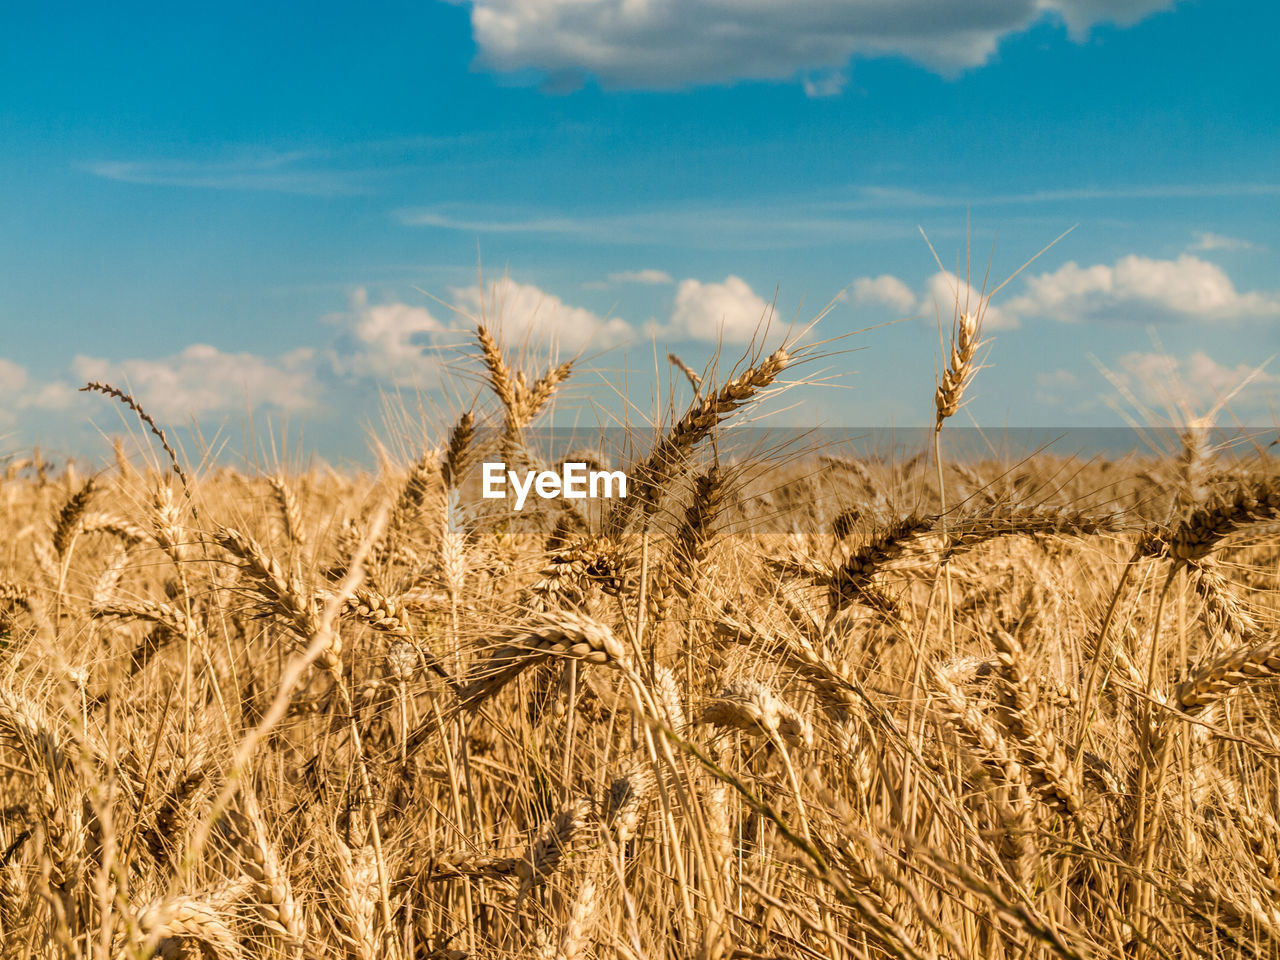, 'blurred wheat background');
0,305,1277,960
